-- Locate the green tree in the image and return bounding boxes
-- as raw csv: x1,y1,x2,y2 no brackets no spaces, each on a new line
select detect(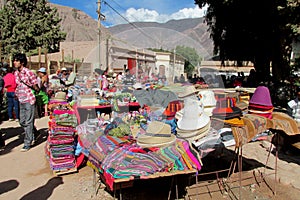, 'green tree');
195,0,300,82
175,45,202,76
0,0,66,57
